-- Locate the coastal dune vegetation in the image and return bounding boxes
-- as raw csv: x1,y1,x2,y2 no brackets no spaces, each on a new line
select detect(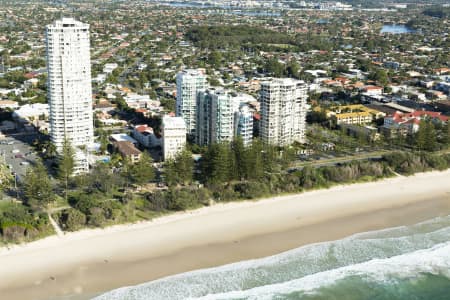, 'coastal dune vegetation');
1,145,450,245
